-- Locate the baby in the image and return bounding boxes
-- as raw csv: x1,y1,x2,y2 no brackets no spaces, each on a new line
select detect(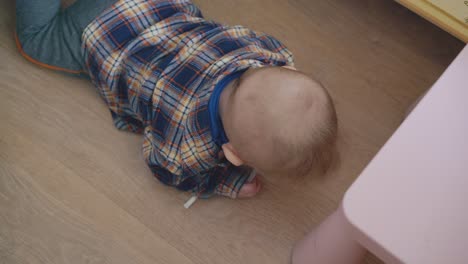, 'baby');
15,0,338,199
